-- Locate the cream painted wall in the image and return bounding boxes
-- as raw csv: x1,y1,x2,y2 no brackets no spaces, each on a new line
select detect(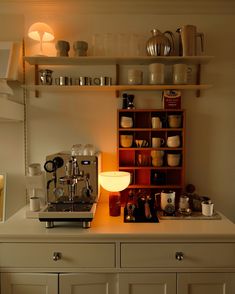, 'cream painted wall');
0,1,235,222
